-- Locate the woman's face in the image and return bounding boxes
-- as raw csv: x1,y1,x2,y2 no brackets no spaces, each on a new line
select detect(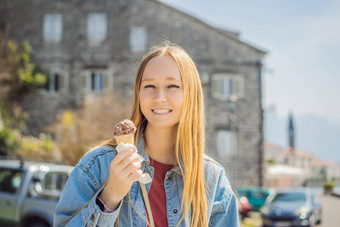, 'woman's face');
139,55,184,130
